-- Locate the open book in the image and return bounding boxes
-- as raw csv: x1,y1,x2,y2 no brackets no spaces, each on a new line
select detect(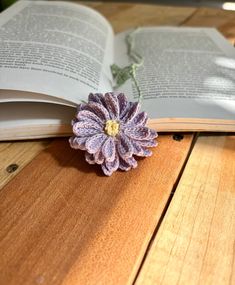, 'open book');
0,0,235,140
